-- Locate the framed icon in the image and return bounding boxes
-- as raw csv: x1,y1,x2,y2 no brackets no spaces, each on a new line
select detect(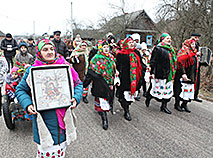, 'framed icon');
30,65,73,112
